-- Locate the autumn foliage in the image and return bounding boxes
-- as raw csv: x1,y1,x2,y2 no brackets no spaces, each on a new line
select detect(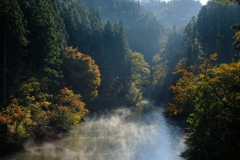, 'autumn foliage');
0,78,89,144
63,46,101,102
167,53,218,115
168,53,240,159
